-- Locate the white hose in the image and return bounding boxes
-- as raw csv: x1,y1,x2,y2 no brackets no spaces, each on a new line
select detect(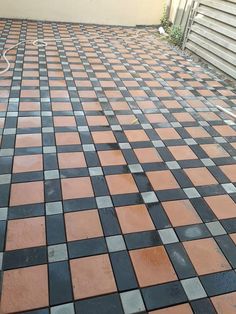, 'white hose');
0,30,157,76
